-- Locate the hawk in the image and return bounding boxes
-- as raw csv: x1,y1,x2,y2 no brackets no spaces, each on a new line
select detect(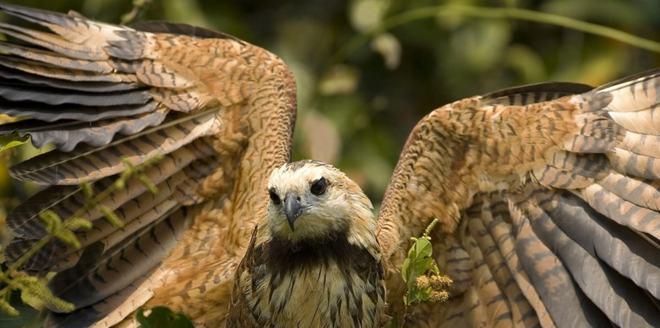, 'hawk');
0,3,657,328
227,161,385,327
